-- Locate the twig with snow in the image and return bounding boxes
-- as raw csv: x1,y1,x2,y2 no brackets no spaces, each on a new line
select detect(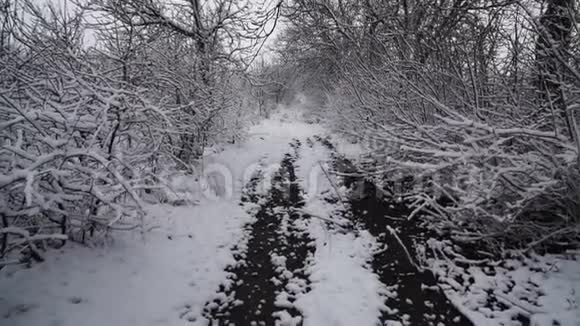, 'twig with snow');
386,225,424,272
318,161,348,211
295,208,352,231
